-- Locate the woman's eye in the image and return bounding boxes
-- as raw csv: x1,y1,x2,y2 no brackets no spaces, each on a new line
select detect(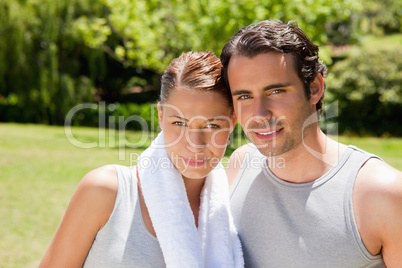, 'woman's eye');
173,121,186,126
205,123,220,129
